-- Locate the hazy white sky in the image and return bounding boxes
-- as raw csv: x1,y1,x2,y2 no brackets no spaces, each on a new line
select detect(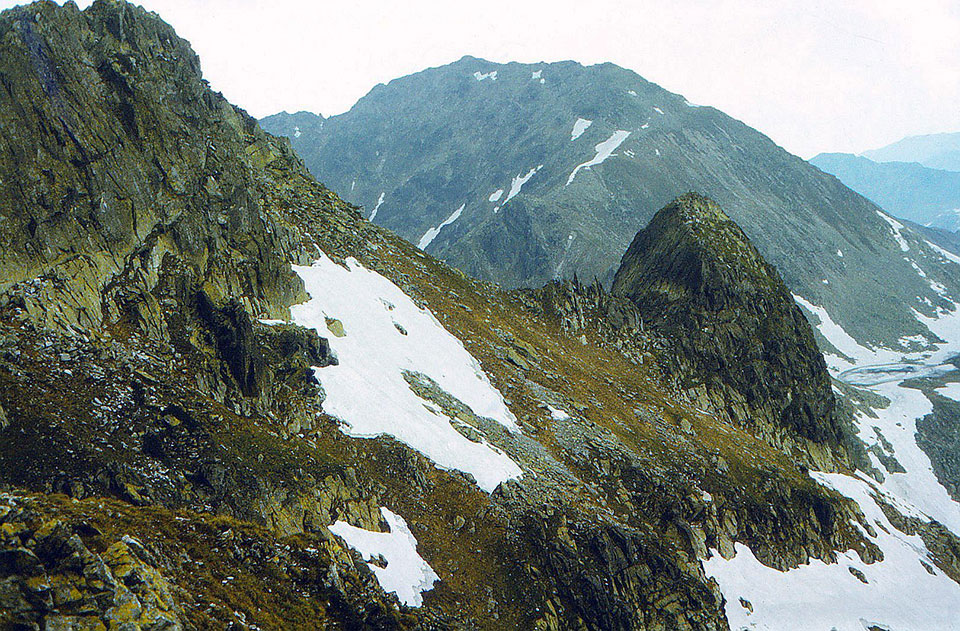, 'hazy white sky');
5,0,959,158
